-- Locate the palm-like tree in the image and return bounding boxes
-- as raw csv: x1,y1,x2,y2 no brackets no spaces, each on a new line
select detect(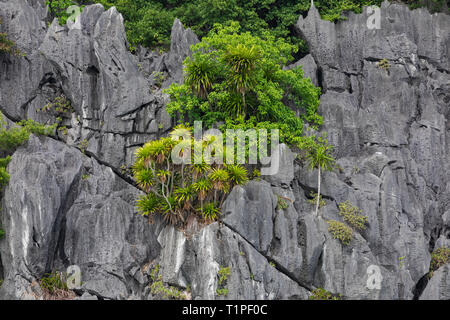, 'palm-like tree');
223,44,261,117
306,141,335,217
209,168,229,192
201,202,221,222
192,155,211,181
175,186,195,210
135,168,154,193
226,164,249,188
209,168,230,203
136,193,161,224
161,196,183,226
185,55,215,99
192,179,212,212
